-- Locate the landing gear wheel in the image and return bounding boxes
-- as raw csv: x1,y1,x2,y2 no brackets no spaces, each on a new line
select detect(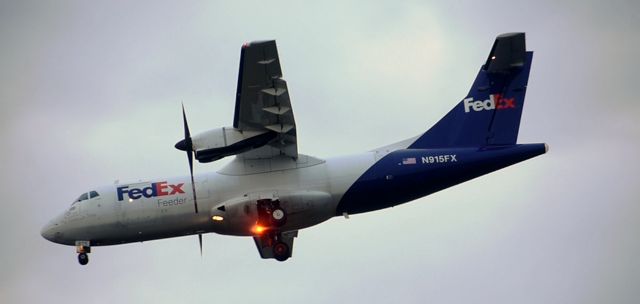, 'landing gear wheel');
78,253,89,265
273,242,290,262
271,208,287,227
